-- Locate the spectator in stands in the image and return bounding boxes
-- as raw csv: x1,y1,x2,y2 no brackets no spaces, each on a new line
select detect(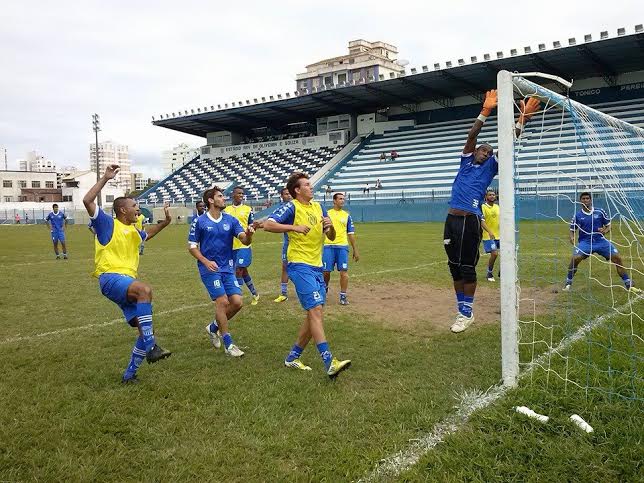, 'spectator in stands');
379,152,387,162
390,150,399,160
363,183,370,194
375,179,383,190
